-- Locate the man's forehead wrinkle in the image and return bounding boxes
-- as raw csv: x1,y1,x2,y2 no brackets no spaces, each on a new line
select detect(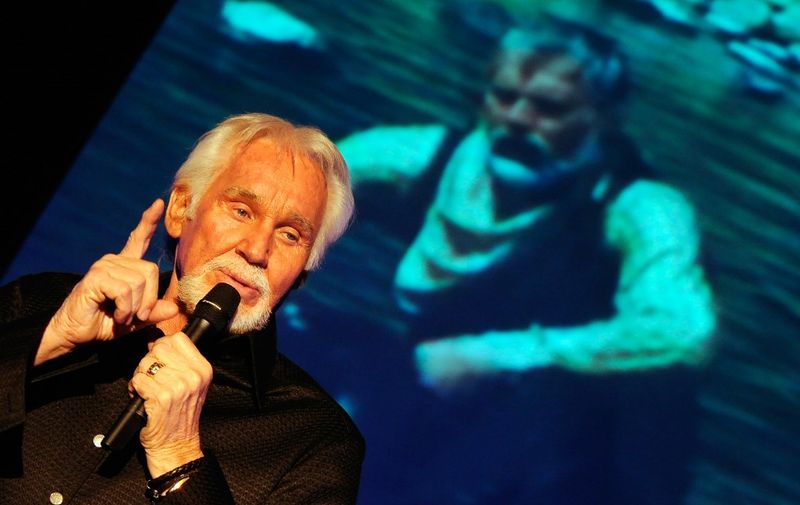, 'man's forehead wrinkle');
497,49,579,81
541,55,584,78
261,141,298,176
520,60,583,100
290,148,298,176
